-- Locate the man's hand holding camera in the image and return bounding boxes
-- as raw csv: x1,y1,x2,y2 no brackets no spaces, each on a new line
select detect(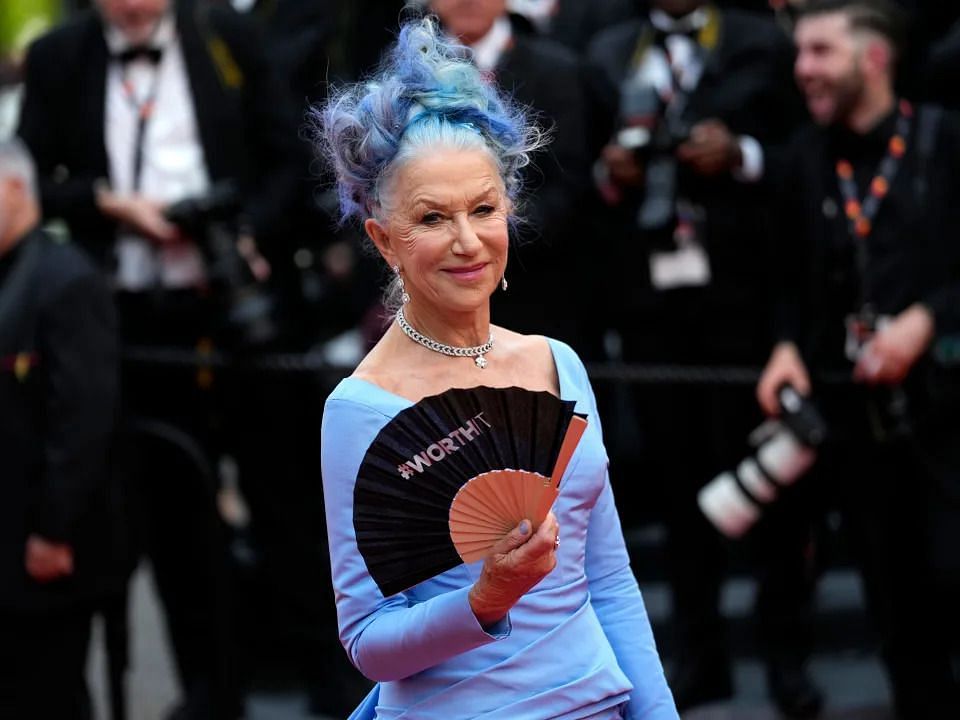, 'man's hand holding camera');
853,303,935,385
677,119,743,177
25,534,74,583
759,304,936,415
757,341,812,416
95,186,181,245
602,118,743,190
601,143,646,189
